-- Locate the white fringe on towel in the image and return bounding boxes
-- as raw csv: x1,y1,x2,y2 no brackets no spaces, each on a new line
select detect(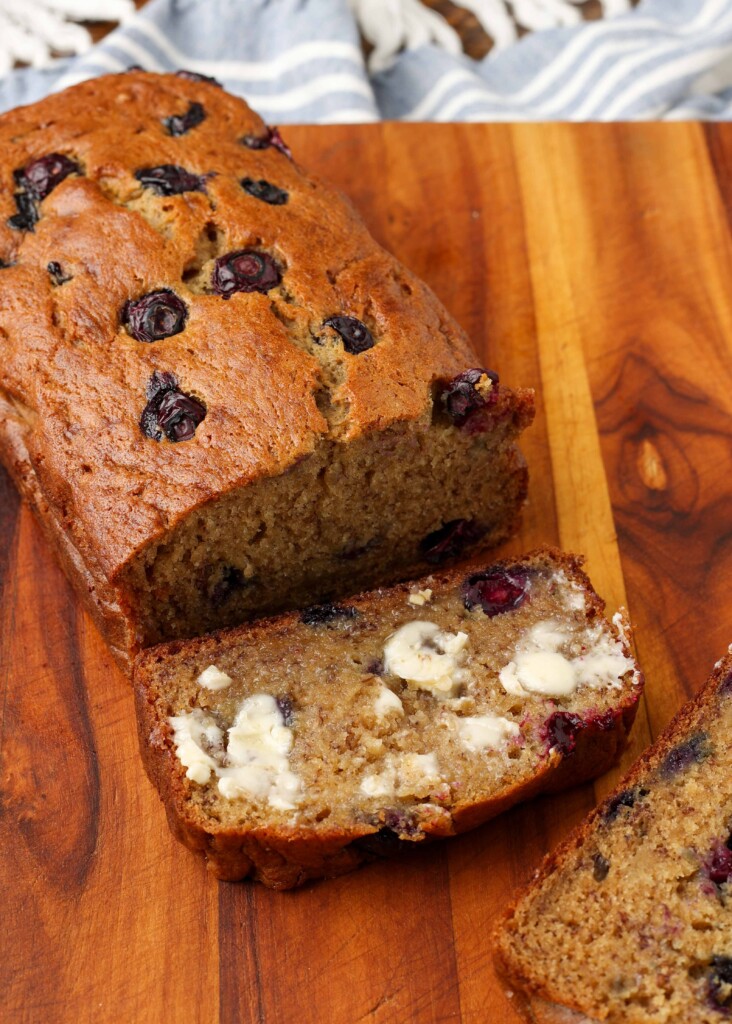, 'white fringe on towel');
0,0,637,77
350,0,633,68
0,0,134,74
